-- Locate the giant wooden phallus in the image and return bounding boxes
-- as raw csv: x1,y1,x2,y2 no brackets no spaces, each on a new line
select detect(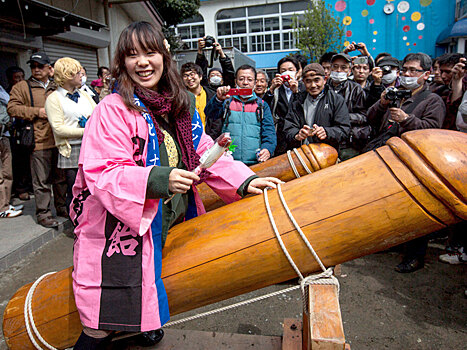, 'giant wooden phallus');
3,130,466,349
198,143,338,212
